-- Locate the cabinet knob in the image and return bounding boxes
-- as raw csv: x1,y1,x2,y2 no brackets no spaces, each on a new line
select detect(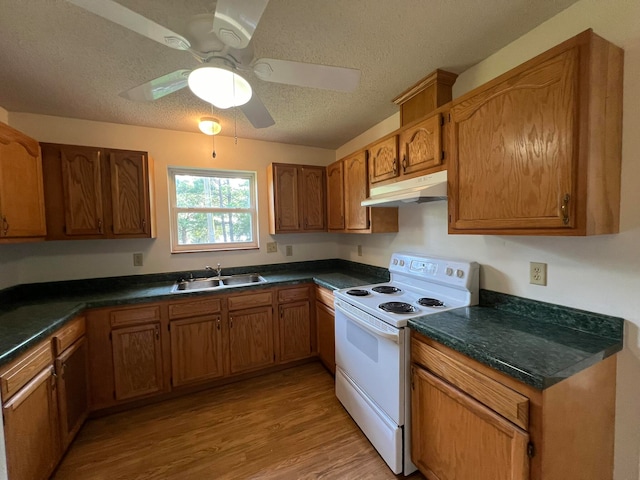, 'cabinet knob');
216,316,221,331
142,218,146,230
97,219,103,234
1,215,8,236
154,324,159,340
402,155,407,172
561,194,570,225
392,160,398,174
